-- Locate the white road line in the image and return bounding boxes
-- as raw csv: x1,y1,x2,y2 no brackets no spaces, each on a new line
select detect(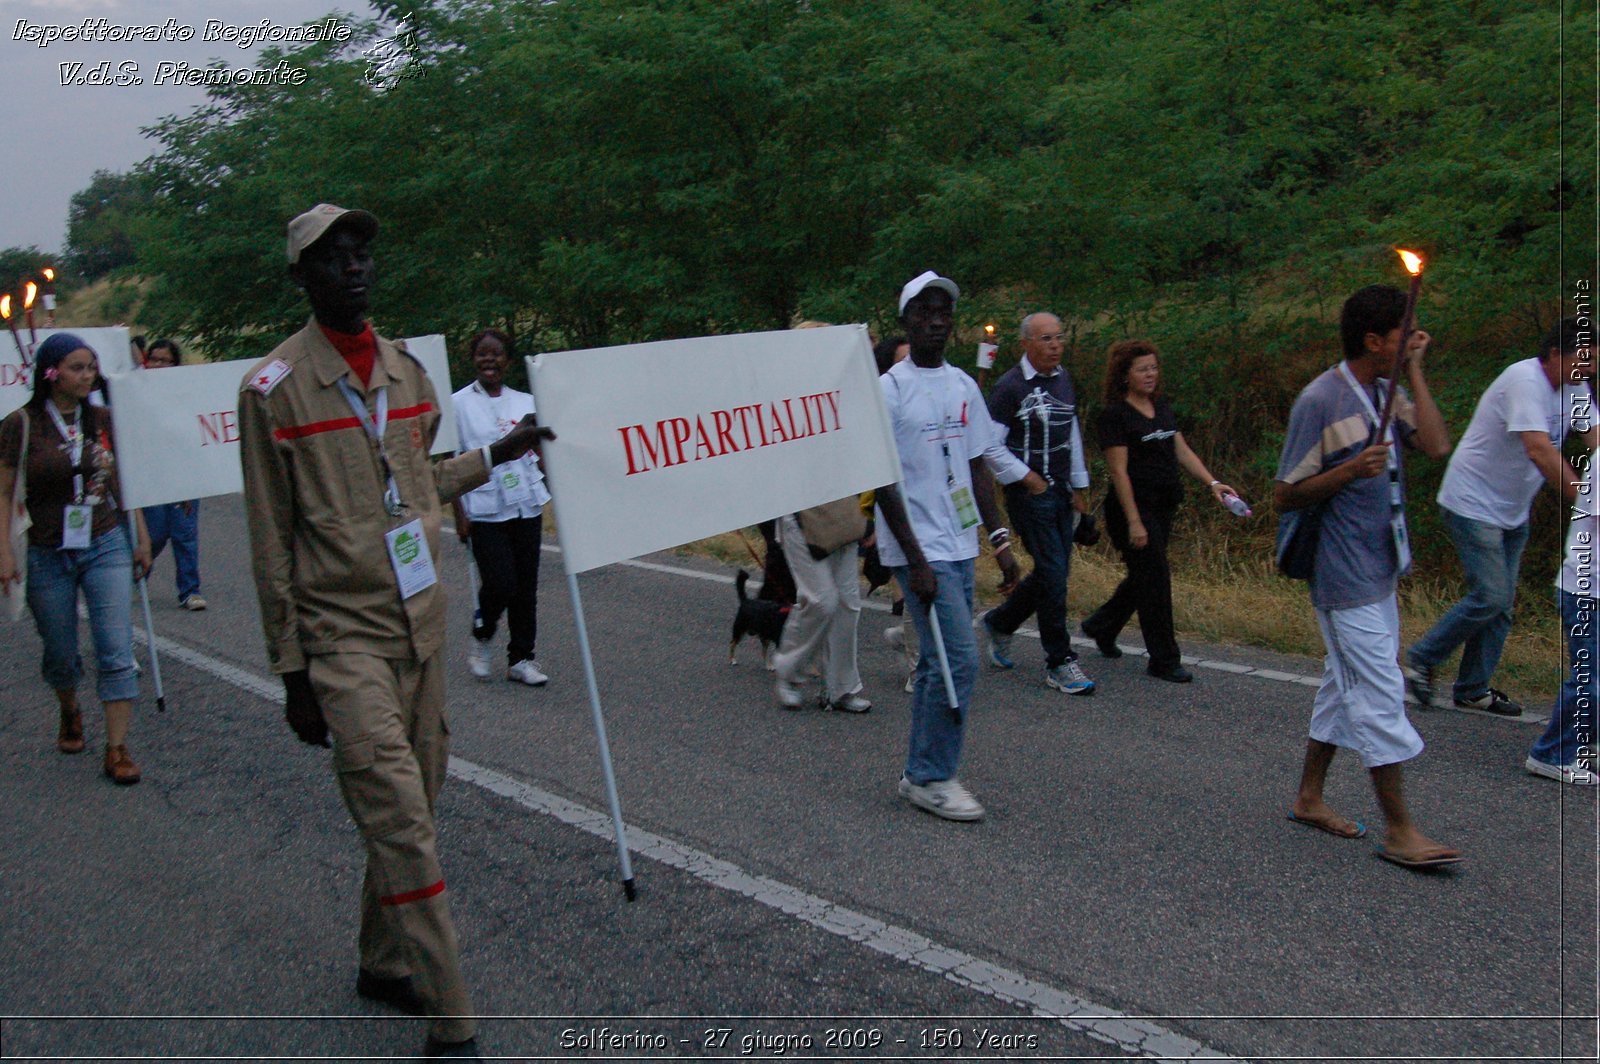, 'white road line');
548,547,1544,723
134,626,1236,1062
